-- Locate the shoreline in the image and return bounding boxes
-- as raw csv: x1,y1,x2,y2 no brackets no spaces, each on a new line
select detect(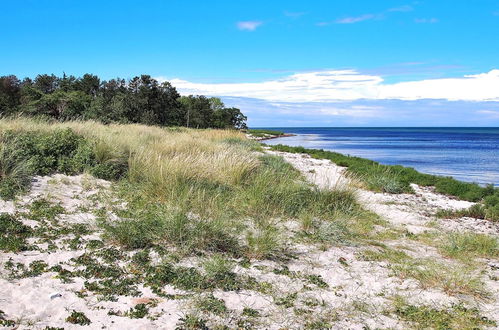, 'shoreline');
265,131,498,187
254,133,296,141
